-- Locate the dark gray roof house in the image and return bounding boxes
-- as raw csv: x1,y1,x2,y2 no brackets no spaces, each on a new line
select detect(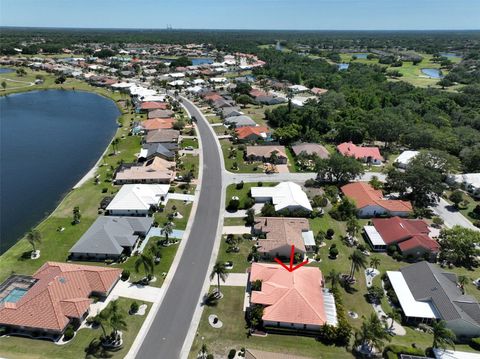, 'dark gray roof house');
69,216,153,260
388,261,480,338
222,106,243,118
139,142,178,161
